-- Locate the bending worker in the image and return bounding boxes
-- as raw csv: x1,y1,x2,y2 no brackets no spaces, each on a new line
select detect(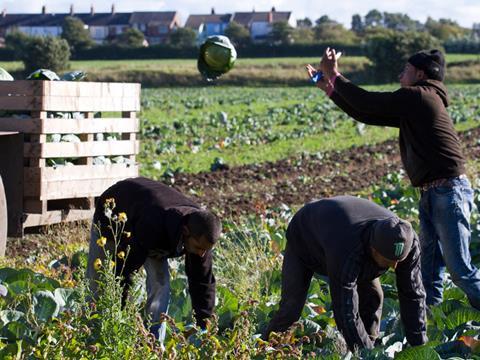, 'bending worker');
86,177,221,342
264,195,427,351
